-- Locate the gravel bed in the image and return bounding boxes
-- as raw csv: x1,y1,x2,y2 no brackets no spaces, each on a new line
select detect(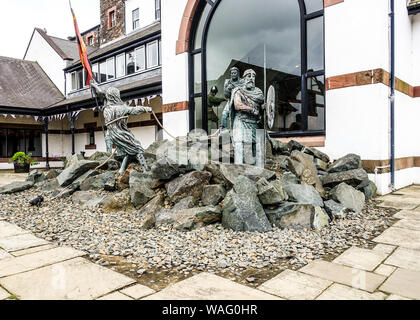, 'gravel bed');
0,188,399,289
